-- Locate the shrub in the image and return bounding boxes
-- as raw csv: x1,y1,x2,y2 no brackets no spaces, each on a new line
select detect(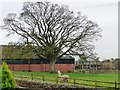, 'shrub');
67,71,71,73
80,69,86,73
75,65,80,69
2,61,16,89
